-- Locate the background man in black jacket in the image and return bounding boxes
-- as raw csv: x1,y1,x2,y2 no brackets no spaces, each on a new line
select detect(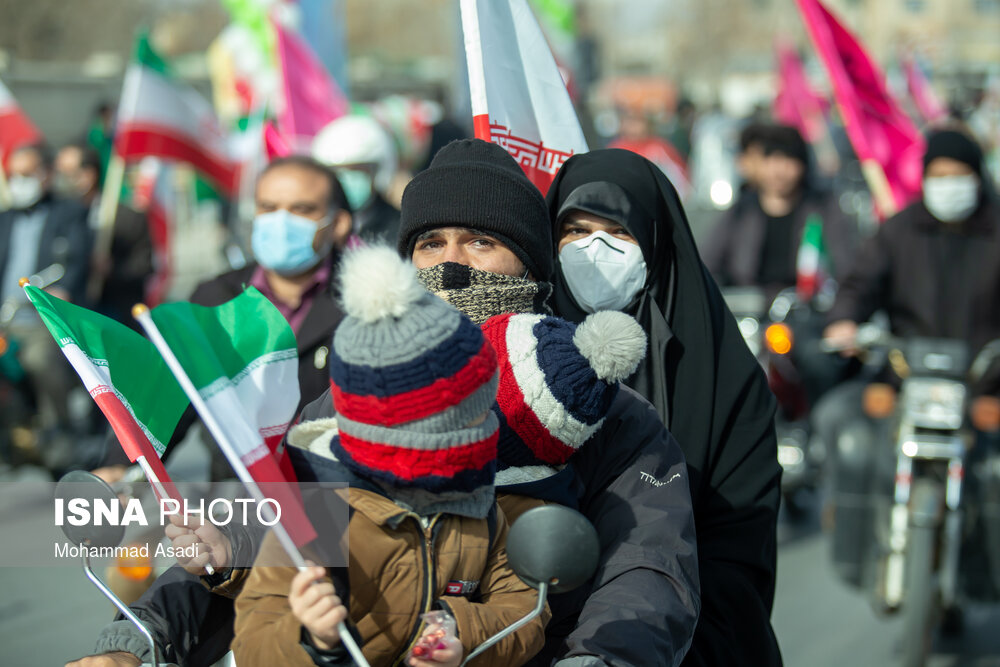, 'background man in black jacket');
93,155,351,481
54,143,153,329
1,143,91,470
817,128,1000,587
703,124,856,299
